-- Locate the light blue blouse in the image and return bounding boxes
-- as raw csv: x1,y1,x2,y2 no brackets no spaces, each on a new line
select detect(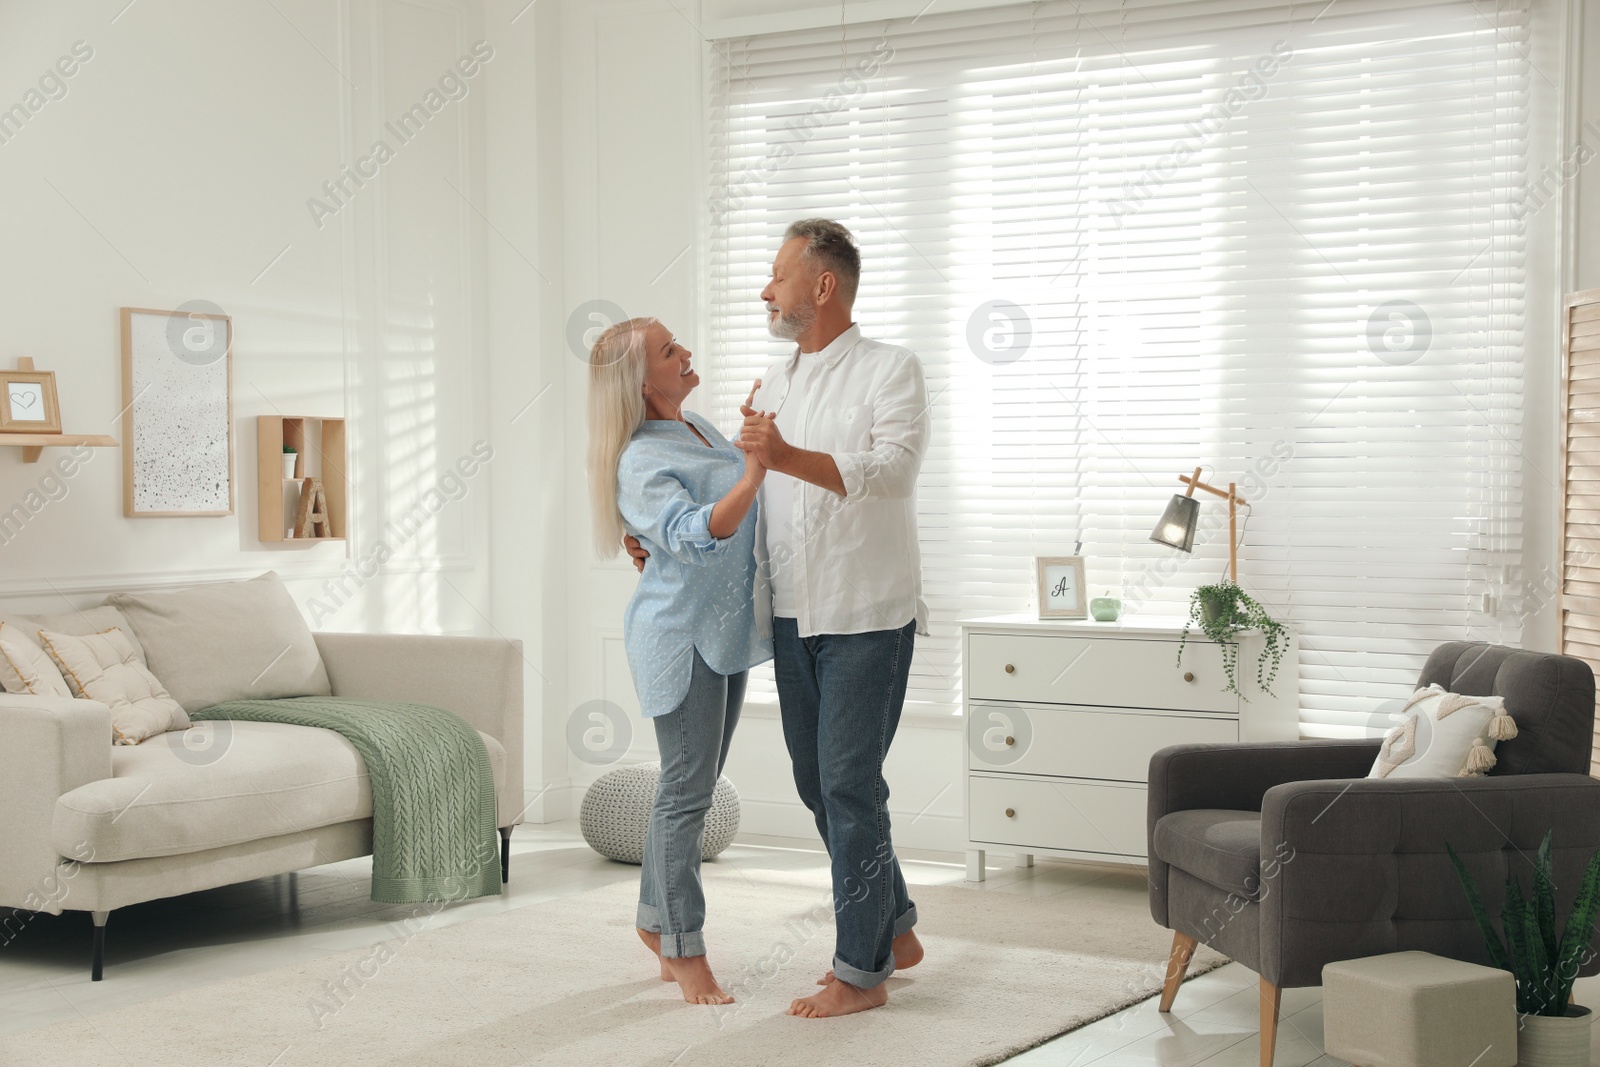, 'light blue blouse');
617,411,772,718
